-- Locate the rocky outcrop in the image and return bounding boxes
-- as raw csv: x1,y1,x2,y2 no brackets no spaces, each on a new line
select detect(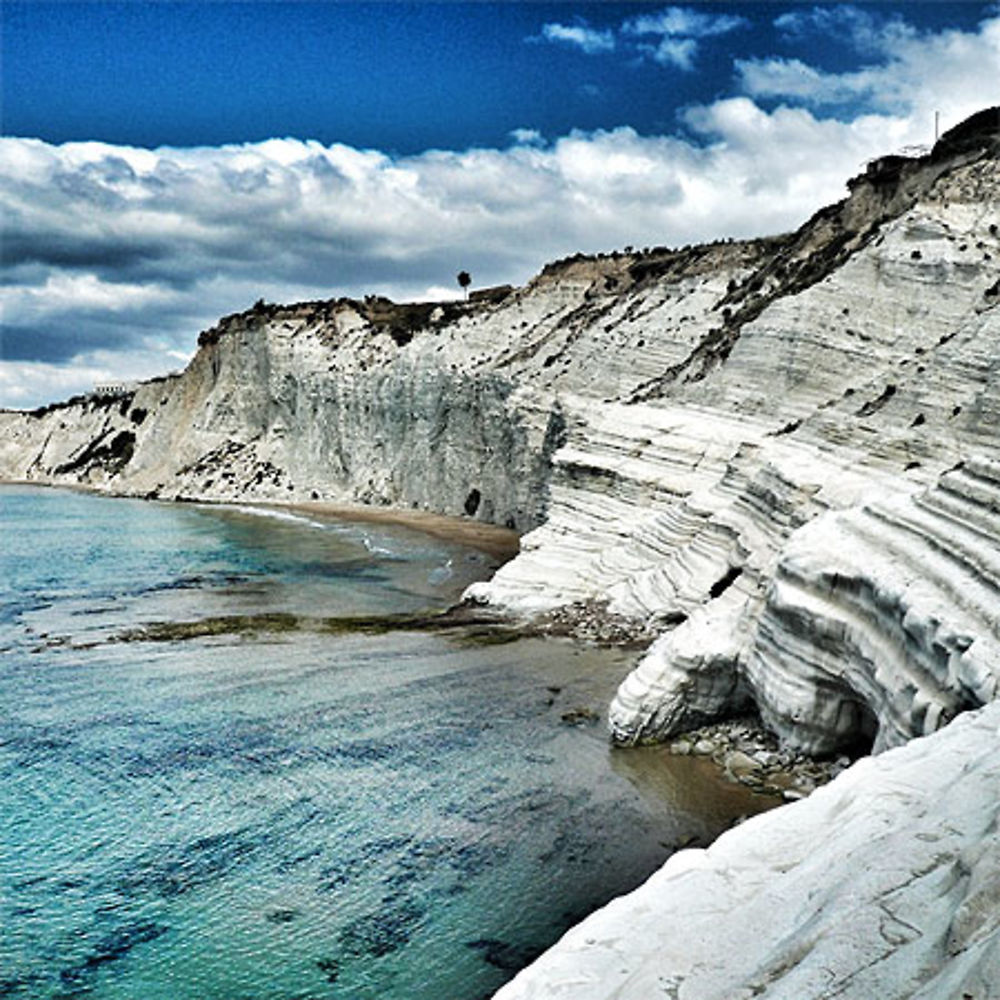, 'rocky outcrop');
479,114,1000,760
494,699,1000,1000
746,458,1000,754
608,456,1000,756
